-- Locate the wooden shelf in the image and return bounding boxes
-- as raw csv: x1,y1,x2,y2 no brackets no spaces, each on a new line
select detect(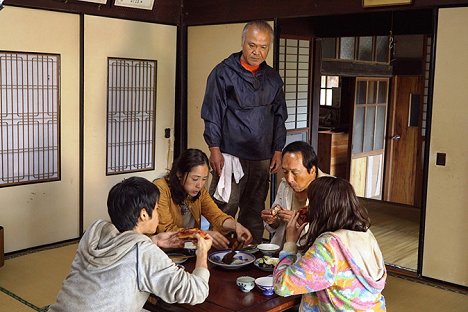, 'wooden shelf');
317,131,349,179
